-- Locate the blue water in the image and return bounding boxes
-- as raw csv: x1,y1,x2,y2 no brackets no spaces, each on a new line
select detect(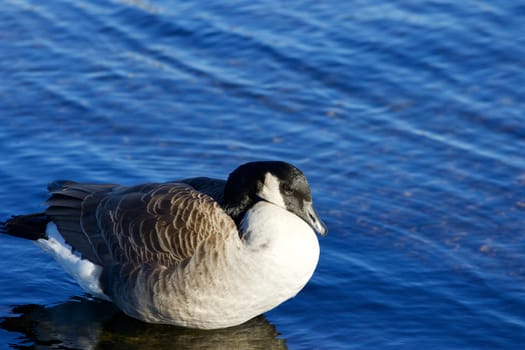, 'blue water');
1,0,524,348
